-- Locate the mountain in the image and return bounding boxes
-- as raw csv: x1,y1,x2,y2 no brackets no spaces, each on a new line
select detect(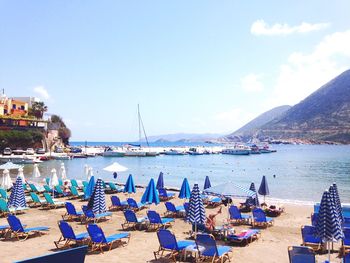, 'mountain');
257,69,350,143
140,133,223,143
223,105,291,142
